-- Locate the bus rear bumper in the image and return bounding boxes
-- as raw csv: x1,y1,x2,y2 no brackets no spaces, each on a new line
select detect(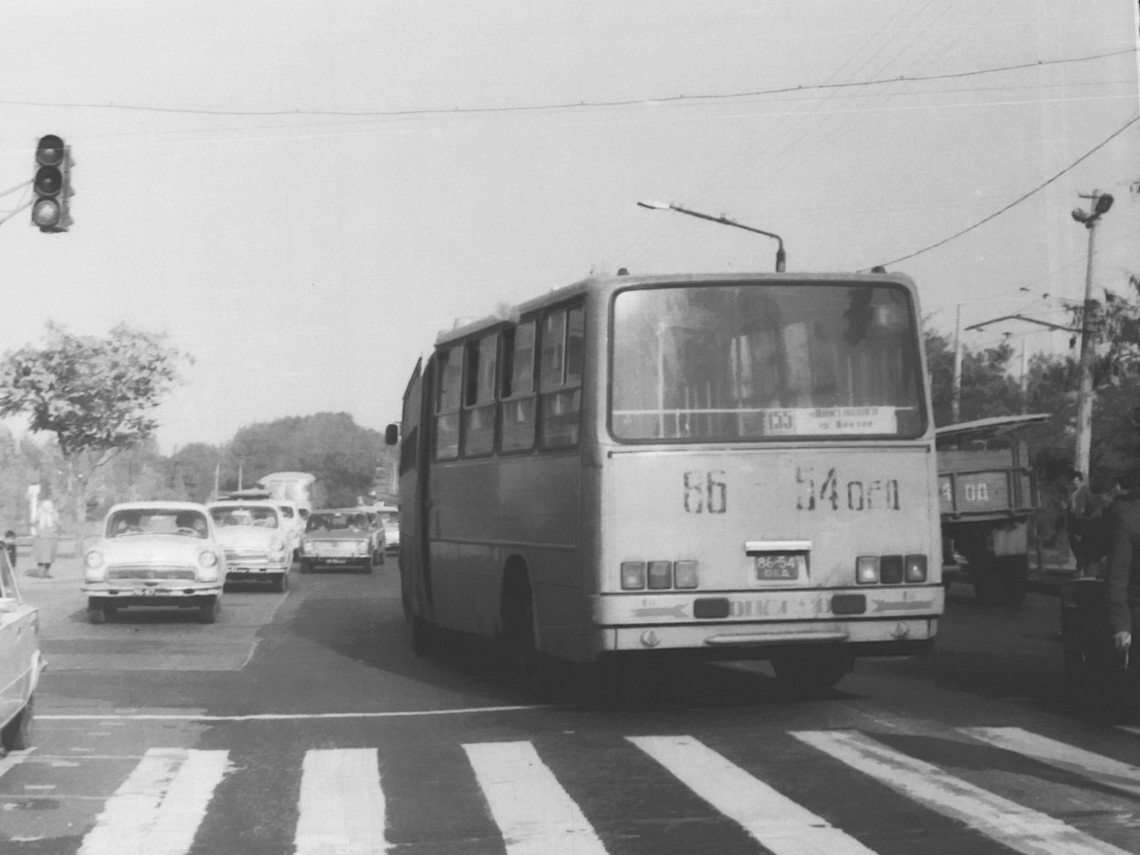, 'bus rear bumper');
596,618,937,658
